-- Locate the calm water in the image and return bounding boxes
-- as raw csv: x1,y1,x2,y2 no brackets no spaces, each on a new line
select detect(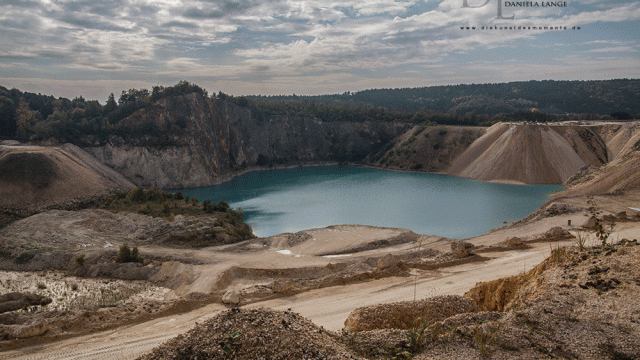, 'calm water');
179,166,562,239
